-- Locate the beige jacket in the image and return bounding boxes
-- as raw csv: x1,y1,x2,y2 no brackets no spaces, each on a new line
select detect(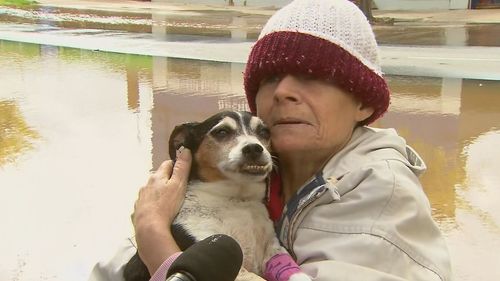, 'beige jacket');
275,126,452,281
